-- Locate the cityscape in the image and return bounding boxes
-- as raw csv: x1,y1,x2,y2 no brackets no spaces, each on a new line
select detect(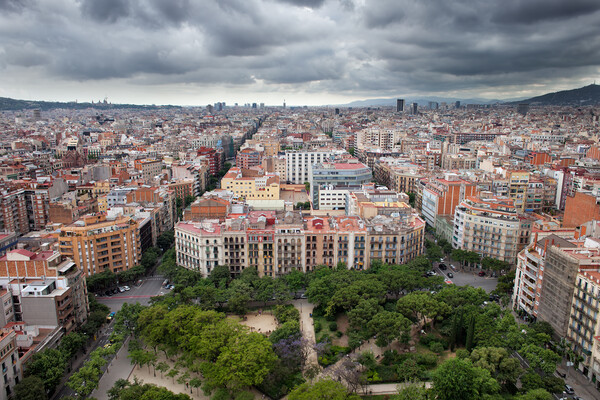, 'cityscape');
2,1,600,400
